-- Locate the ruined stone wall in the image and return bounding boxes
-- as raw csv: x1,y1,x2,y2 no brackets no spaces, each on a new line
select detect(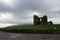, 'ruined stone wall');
33,15,53,25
